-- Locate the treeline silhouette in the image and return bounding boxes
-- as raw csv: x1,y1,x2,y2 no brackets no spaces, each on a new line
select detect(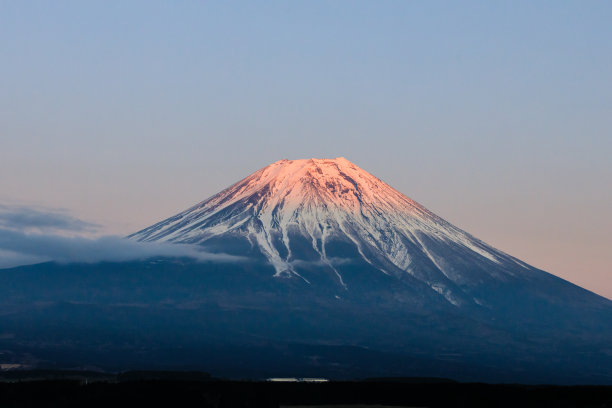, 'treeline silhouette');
0,371,611,407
